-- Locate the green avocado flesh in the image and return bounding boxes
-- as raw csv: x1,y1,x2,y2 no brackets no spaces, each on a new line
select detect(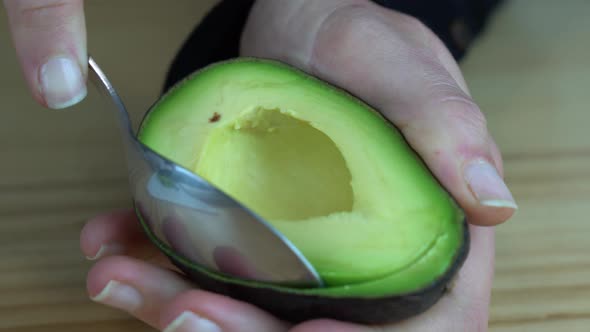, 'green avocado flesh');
137,58,465,298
